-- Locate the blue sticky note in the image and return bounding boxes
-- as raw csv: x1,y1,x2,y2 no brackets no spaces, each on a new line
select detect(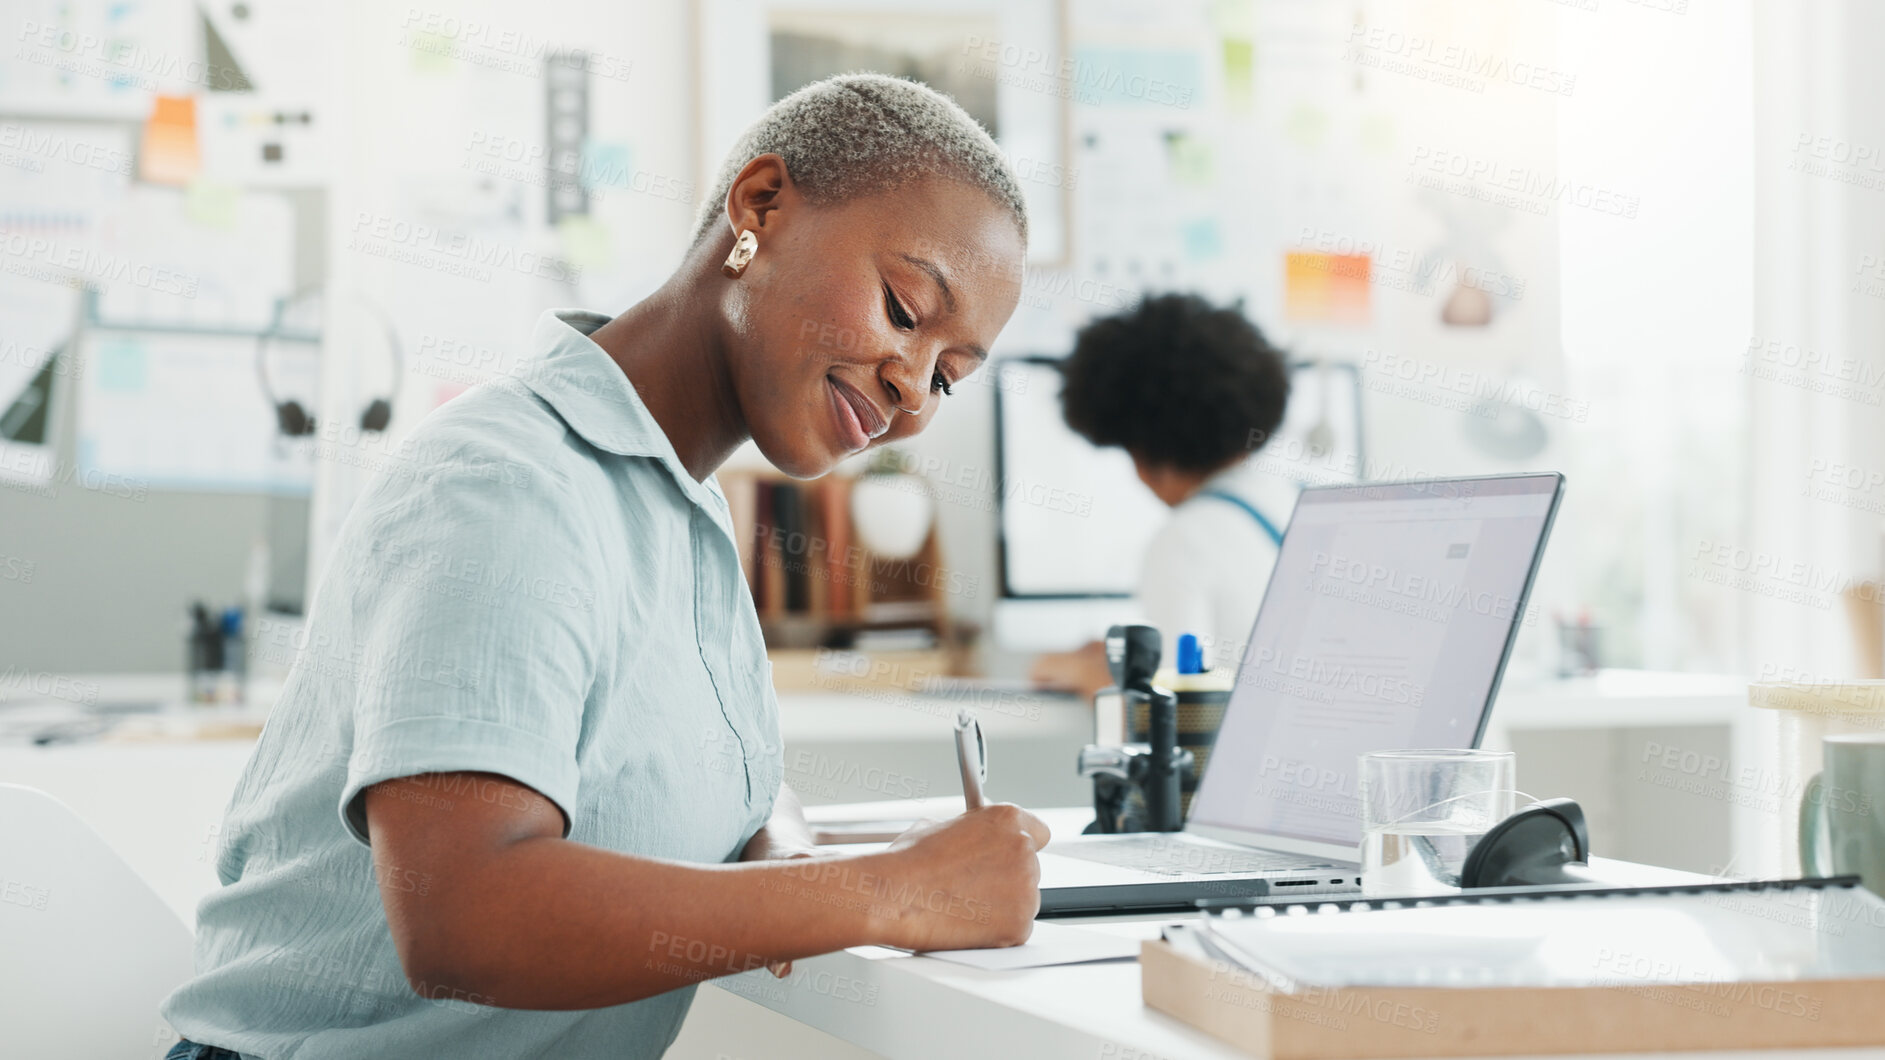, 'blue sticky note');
1181,217,1222,261
1069,48,1203,110
96,340,147,392
581,140,634,192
